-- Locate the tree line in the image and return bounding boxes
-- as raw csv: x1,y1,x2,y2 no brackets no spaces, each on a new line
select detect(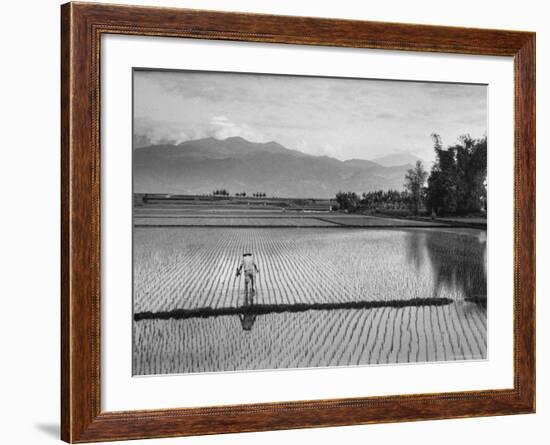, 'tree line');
213,189,267,198
335,133,487,216
212,189,229,196
334,190,410,213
